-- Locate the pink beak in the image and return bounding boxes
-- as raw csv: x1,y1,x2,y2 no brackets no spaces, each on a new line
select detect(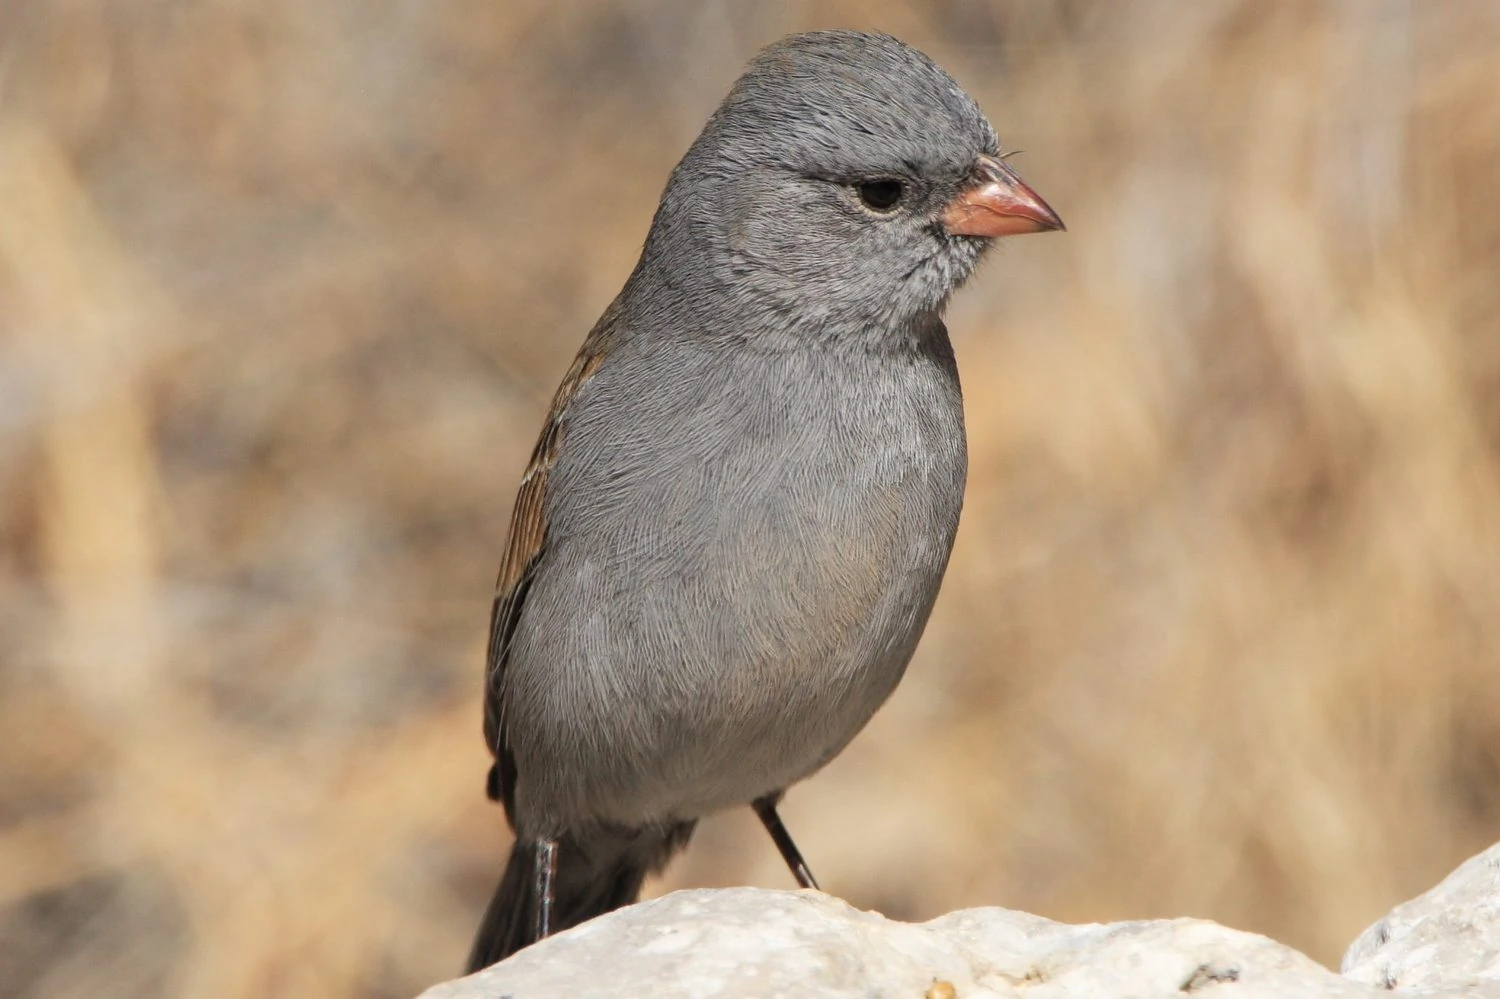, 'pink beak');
941,154,1064,238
